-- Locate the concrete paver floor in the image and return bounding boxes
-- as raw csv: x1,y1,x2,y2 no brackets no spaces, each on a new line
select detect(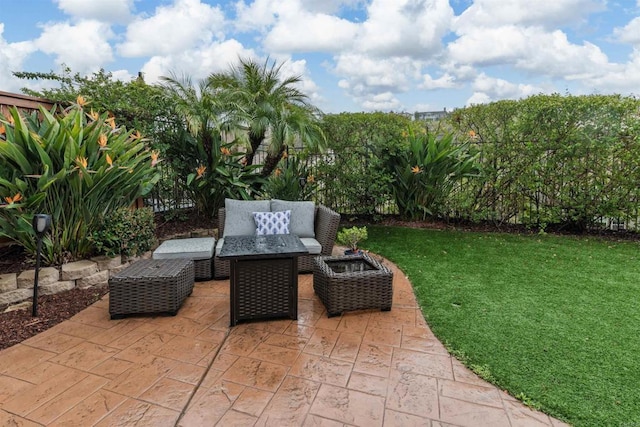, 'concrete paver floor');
0,255,569,426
